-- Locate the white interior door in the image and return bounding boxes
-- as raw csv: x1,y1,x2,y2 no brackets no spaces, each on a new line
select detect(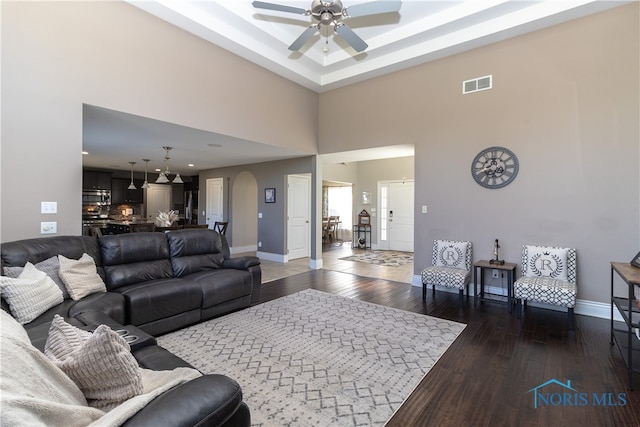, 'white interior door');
146,184,172,221
389,181,414,251
287,174,310,260
206,178,224,229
